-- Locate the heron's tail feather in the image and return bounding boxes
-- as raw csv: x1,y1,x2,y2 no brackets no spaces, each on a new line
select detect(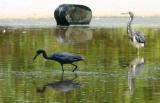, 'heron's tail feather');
80,56,85,60
75,55,85,61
